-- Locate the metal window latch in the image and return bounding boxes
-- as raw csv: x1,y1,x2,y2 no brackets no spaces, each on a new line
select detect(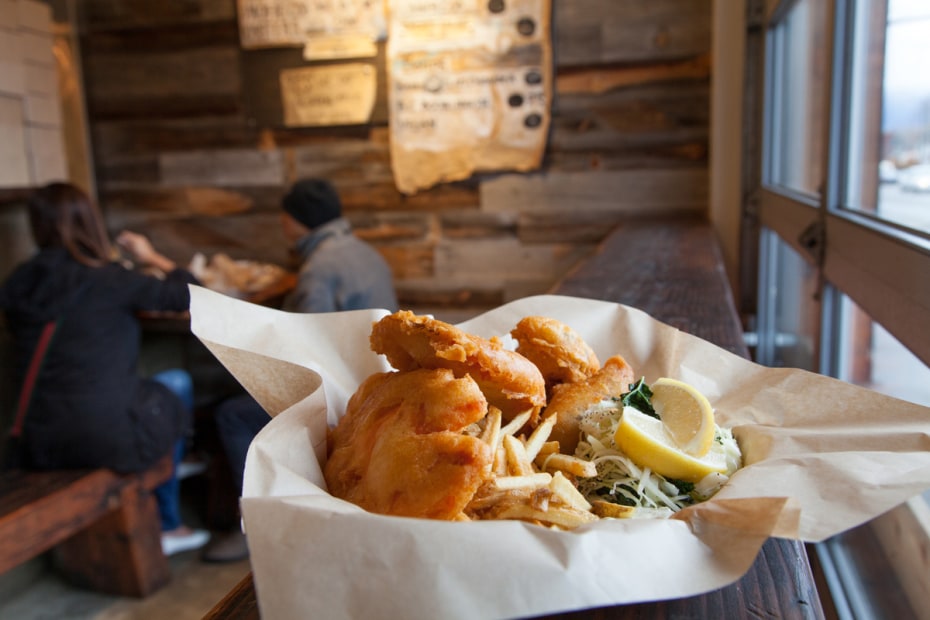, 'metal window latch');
798,219,826,301
798,220,825,263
